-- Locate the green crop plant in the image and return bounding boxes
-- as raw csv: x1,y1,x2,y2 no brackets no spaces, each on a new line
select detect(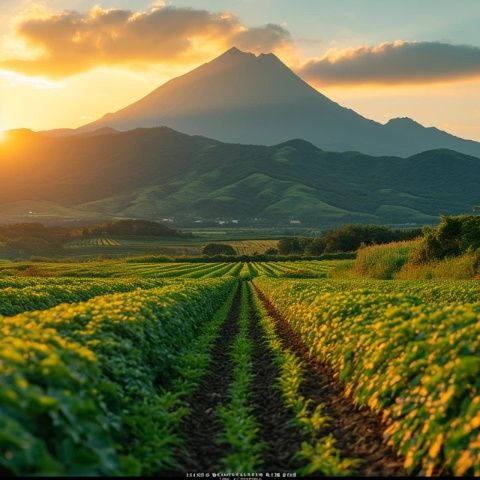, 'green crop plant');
249,283,359,476
0,278,236,475
254,277,480,476
216,282,264,472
